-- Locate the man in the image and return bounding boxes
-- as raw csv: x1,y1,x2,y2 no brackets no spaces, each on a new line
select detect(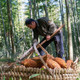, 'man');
25,17,65,59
